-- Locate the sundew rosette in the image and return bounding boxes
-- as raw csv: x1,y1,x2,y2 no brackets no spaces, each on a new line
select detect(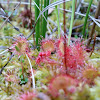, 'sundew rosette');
10,36,30,56
41,39,55,53
48,75,77,97
56,38,88,69
18,92,36,100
